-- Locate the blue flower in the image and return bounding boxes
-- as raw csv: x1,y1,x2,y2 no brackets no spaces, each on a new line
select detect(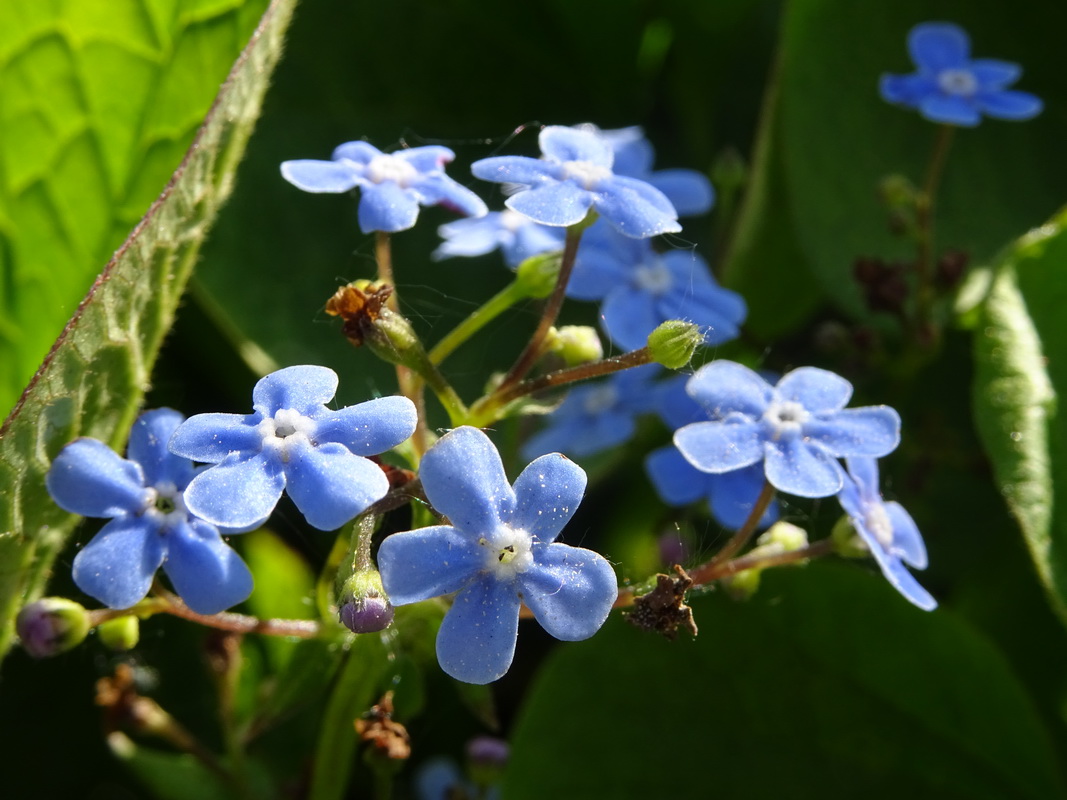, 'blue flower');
169,365,417,531
470,126,681,238
576,124,715,216
880,22,1042,126
281,141,488,233
45,409,254,614
377,426,618,684
837,458,936,610
673,361,900,498
520,365,659,461
432,209,566,267
568,224,746,351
